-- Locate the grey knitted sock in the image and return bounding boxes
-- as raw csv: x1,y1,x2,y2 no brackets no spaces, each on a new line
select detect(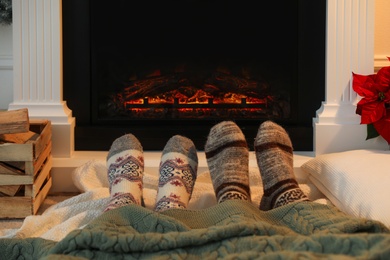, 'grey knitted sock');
104,134,144,212
205,121,251,204
254,121,309,211
154,135,198,212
